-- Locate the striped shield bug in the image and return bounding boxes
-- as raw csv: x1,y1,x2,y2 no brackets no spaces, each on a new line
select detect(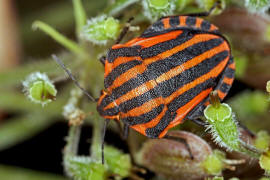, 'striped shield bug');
97,3,235,163
53,2,235,164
